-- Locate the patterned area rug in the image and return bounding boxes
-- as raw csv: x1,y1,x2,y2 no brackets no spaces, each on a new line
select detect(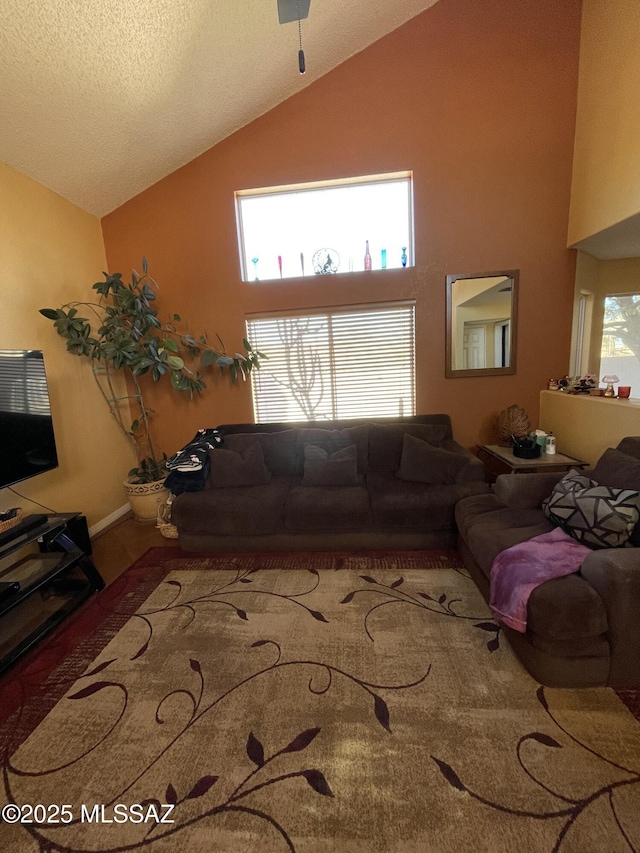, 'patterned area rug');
1,550,639,852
